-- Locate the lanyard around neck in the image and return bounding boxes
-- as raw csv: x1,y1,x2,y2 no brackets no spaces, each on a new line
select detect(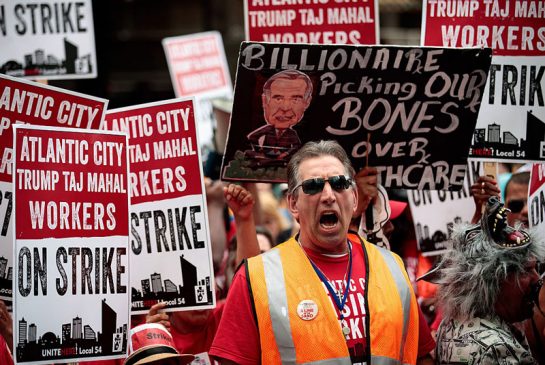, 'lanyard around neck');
307,242,353,317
